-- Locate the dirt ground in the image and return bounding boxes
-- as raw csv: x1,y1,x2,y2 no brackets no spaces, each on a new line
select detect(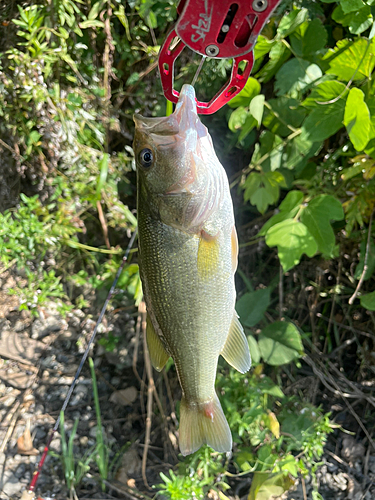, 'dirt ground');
0,270,375,500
